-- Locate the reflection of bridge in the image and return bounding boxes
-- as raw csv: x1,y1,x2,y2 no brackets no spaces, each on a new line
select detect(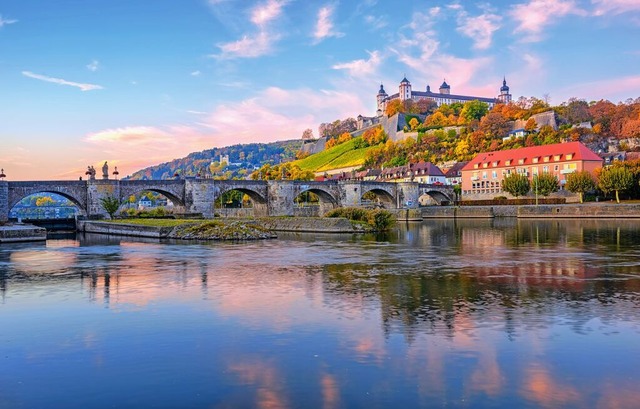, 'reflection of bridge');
0,179,454,221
